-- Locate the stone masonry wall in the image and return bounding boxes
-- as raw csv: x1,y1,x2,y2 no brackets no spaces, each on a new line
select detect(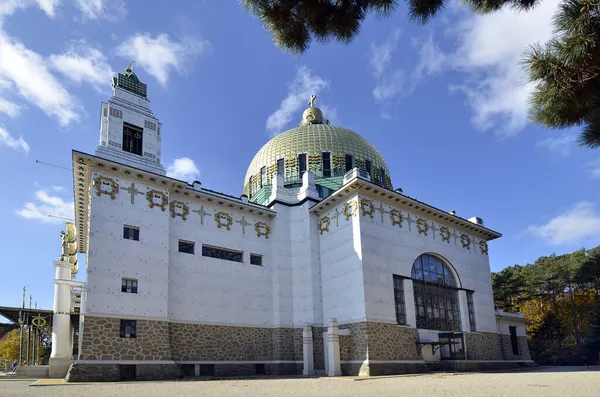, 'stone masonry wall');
465,332,504,360
500,335,531,360
168,322,302,362
79,316,172,361
312,326,325,371
366,322,421,361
